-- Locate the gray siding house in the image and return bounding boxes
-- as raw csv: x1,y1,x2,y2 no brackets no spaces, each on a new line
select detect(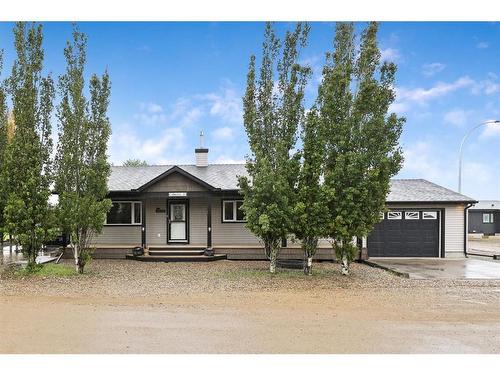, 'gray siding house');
468,201,500,235
93,146,476,260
